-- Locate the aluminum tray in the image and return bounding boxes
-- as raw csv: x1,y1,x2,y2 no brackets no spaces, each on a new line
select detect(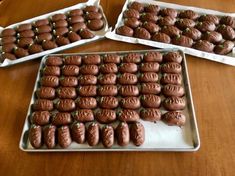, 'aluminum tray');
19,49,200,152
0,0,110,67
105,0,235,66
